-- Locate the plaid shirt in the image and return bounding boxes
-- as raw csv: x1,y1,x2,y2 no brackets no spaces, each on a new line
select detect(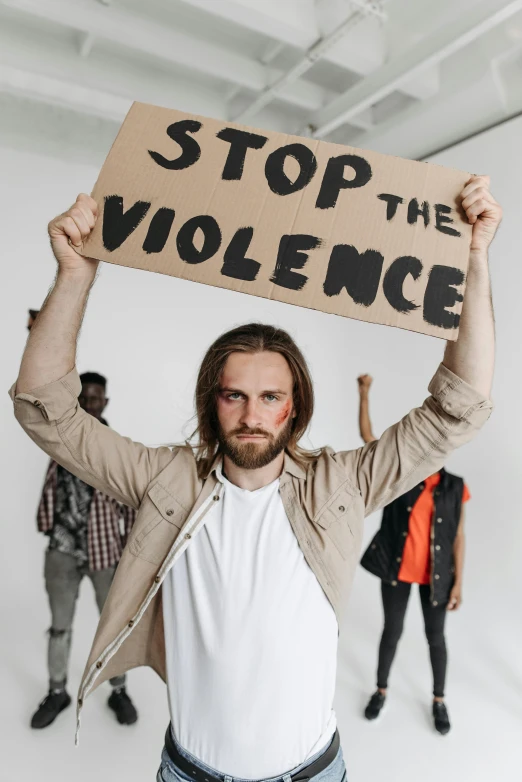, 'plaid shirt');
37,460,136,571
